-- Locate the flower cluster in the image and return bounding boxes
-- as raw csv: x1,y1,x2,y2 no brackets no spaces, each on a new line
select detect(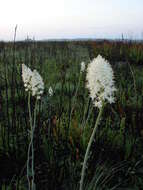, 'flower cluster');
22,64,44,99
86,55,116,108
